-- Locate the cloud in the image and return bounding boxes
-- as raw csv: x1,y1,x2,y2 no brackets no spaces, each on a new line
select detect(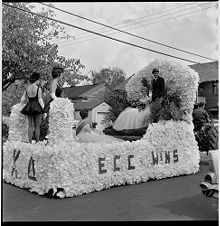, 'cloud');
52,2,218,77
